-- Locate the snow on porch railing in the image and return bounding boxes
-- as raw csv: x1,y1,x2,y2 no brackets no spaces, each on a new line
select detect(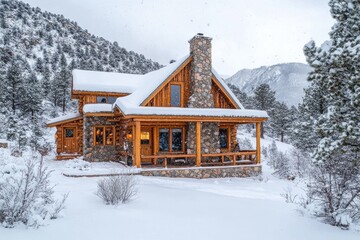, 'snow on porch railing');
140,150,257,168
